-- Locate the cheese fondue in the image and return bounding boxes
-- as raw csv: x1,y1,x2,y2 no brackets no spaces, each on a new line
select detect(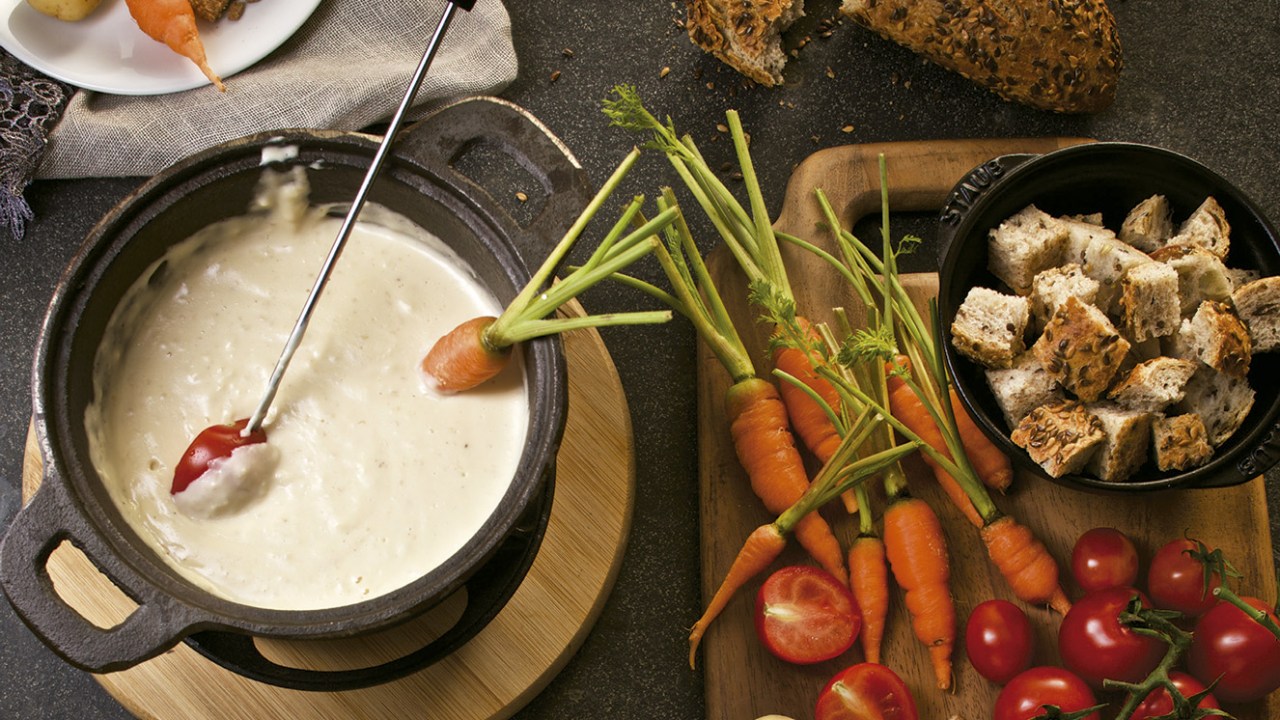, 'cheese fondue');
84,167,530,611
